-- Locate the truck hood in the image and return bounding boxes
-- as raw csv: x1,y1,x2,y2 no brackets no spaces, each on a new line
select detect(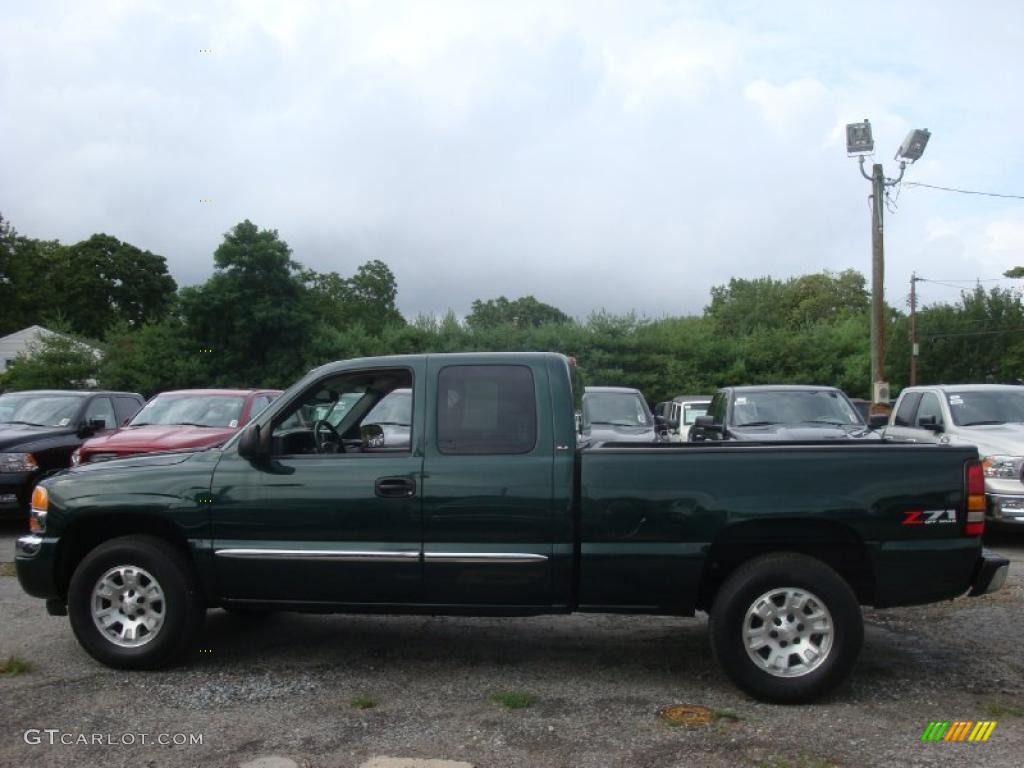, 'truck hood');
0,424,76,450
65,449,201,475
949,423,1024,456
730,424,880,441
81,424,235,454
